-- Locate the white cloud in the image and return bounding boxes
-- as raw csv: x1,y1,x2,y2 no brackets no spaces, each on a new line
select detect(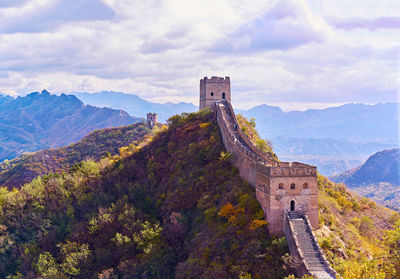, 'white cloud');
0,0,398,110
0,0,114,33
210,0,330,53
